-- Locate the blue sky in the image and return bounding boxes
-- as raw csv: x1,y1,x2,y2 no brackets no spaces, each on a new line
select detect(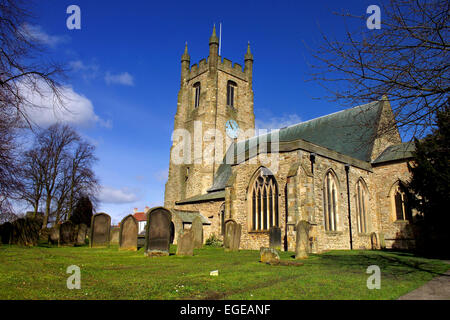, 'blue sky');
26,0,379,224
